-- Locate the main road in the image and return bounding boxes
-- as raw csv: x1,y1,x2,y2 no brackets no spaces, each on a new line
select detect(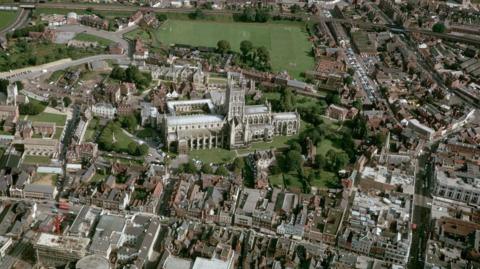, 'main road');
1,54,131,82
